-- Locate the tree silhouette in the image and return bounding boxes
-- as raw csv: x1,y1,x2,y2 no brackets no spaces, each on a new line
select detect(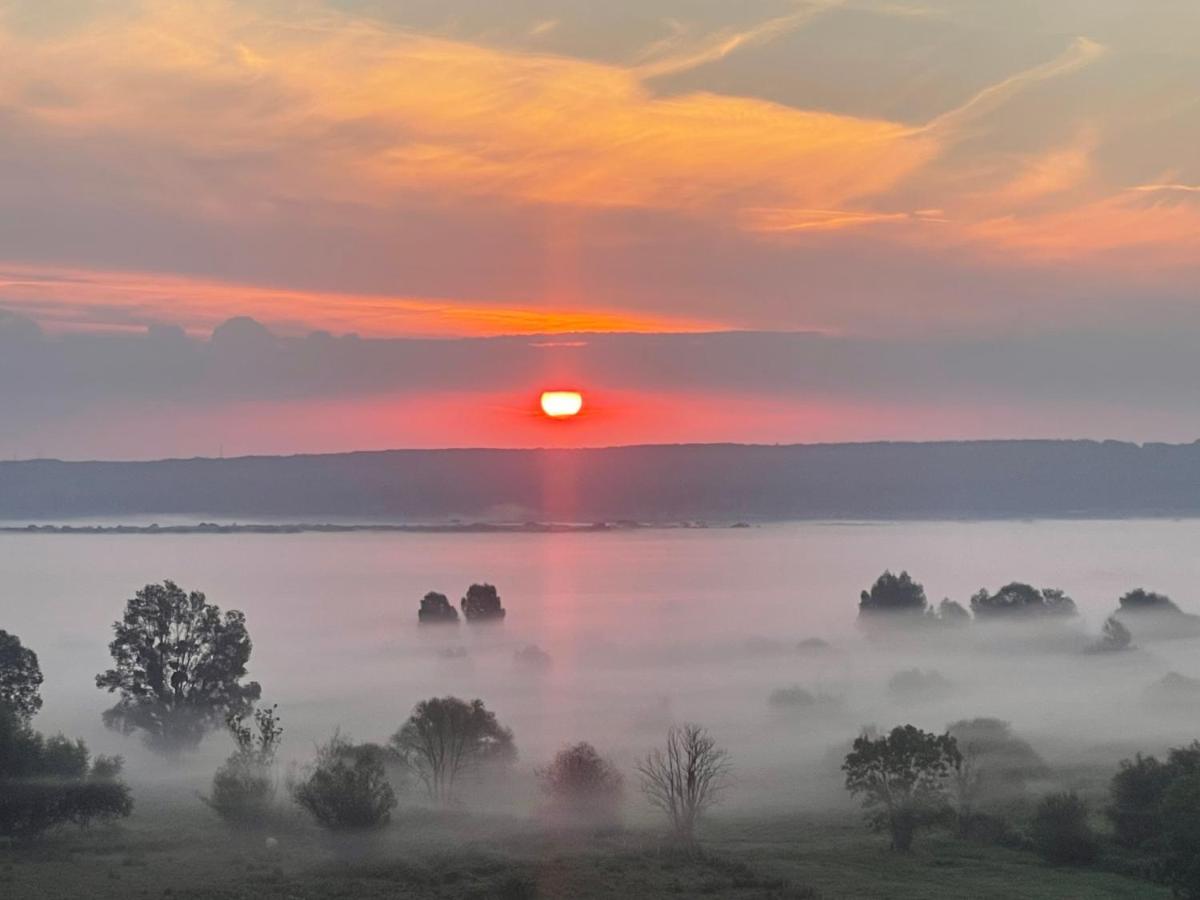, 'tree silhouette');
0,630,43,722
390,696,515,804
461,583,506,622
418,591,459,624
95,581,261,755
970,583,1076,619
637,724,731,843
536,742,623,824
843,724,960,851
858,571,928,620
